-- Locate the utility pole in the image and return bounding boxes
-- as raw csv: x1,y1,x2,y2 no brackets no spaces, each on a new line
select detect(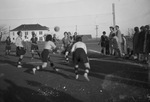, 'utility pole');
9,26,10,37
75,25,77,33
112,3,116,28
96,25,98,39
